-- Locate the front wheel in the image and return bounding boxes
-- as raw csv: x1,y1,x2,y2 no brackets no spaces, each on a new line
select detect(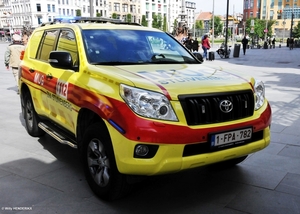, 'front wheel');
23,92,44,137
82,123,131,201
